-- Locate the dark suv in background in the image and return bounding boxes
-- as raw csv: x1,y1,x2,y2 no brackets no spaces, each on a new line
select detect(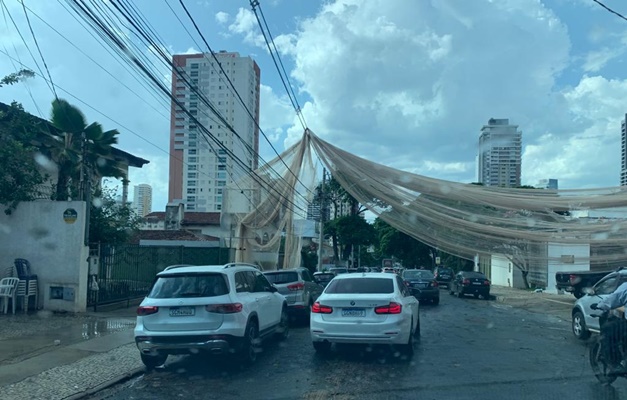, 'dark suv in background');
433,266,453,288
